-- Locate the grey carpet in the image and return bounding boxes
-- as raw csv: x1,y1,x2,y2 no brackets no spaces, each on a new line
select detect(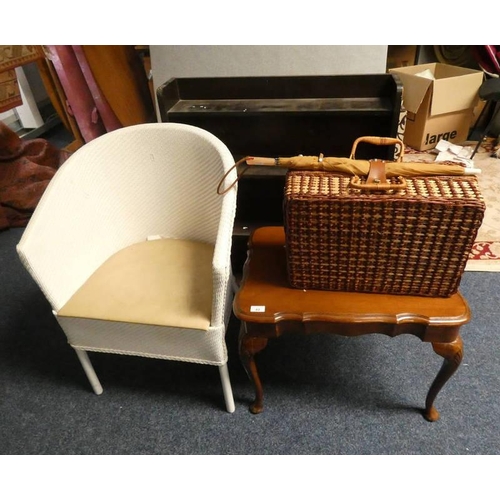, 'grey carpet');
1,226,500,455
